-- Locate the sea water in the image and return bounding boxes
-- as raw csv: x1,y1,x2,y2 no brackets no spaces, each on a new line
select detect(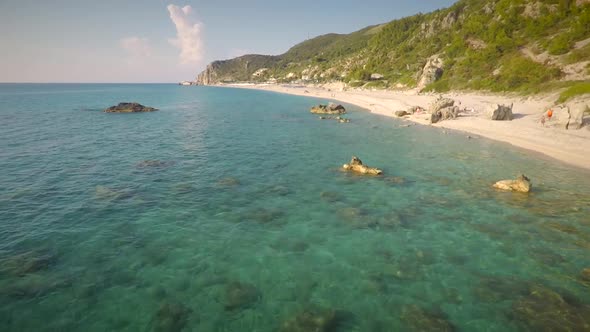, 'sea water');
0,84,589,331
